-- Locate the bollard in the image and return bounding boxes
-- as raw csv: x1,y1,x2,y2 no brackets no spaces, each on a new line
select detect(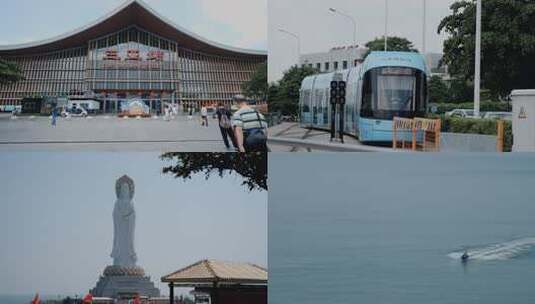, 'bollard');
496,120,504,152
